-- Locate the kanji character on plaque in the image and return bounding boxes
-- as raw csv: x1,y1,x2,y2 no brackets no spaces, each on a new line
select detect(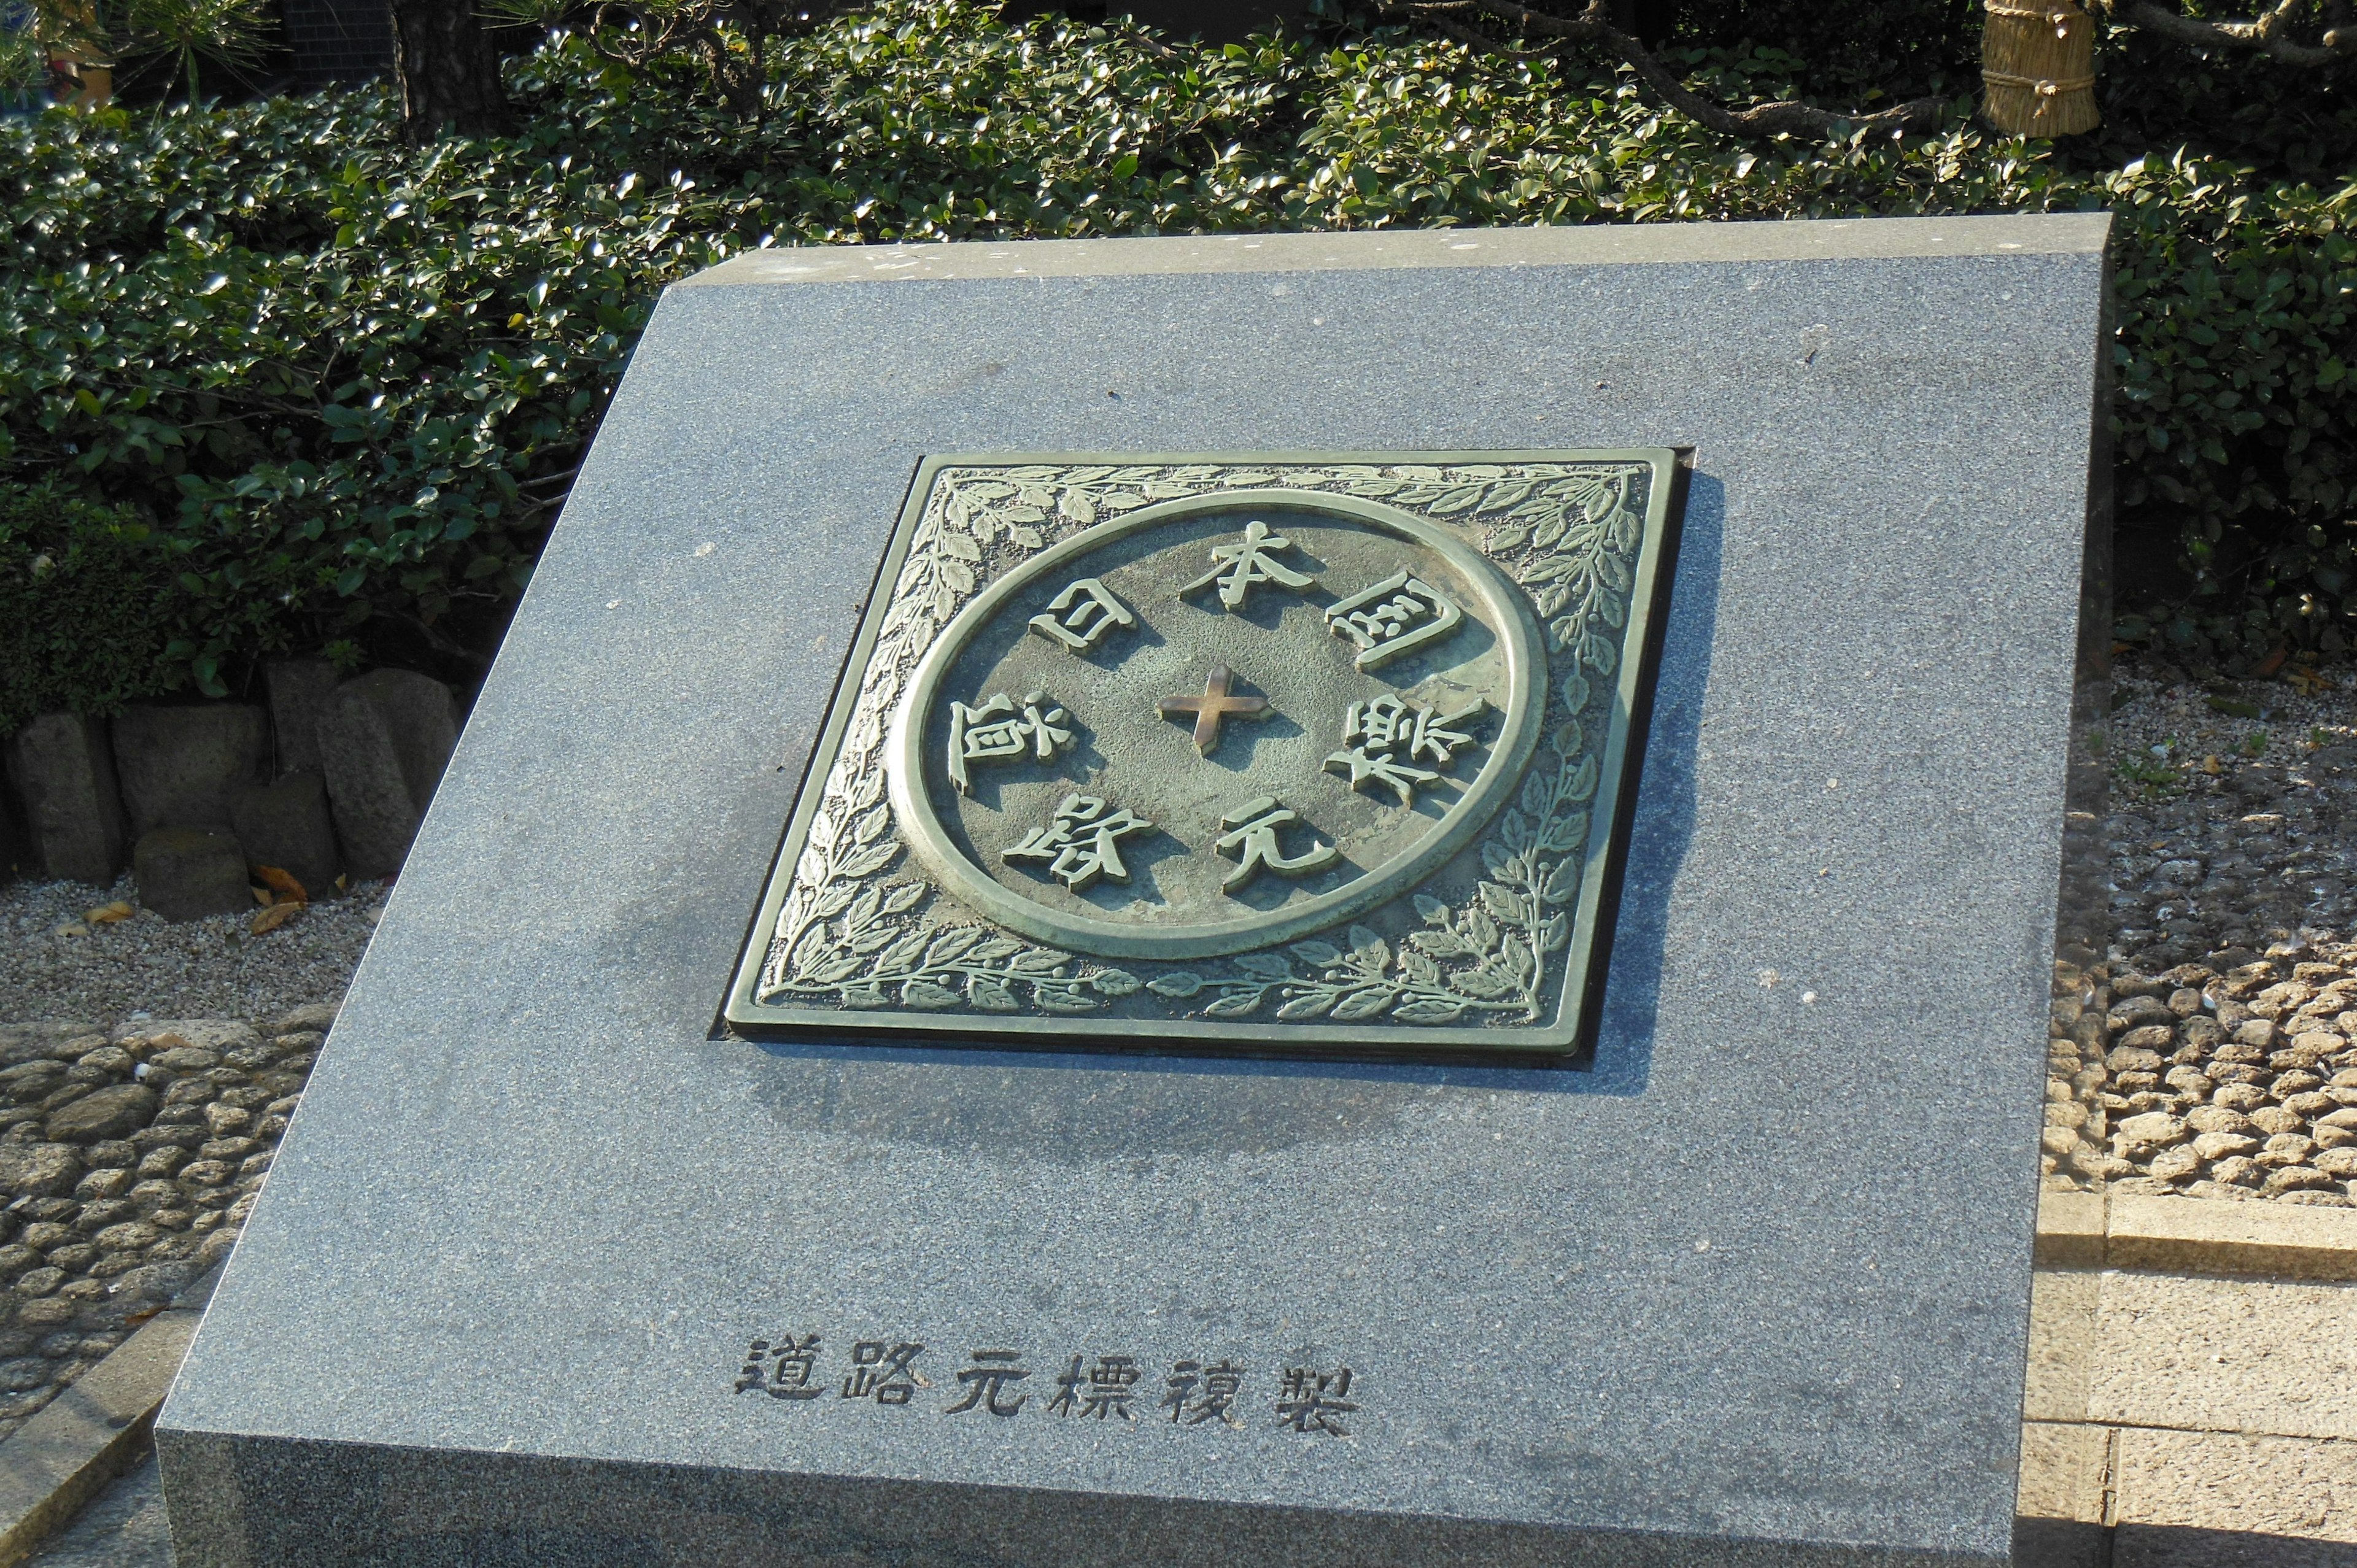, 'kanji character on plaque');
1161,1358,1247,1427
840,1340,931,1405
1275,1365,1360,1436
1179,520,1320,611
1029,577,1136,652
1324,571,1465,670
1047,1354,1142,1420
1213,796,1339,892
1323,695,1488,806
944,1349,1030,1417
947,690,1074,794
735,1334,825,1400
1002,793,1155,892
